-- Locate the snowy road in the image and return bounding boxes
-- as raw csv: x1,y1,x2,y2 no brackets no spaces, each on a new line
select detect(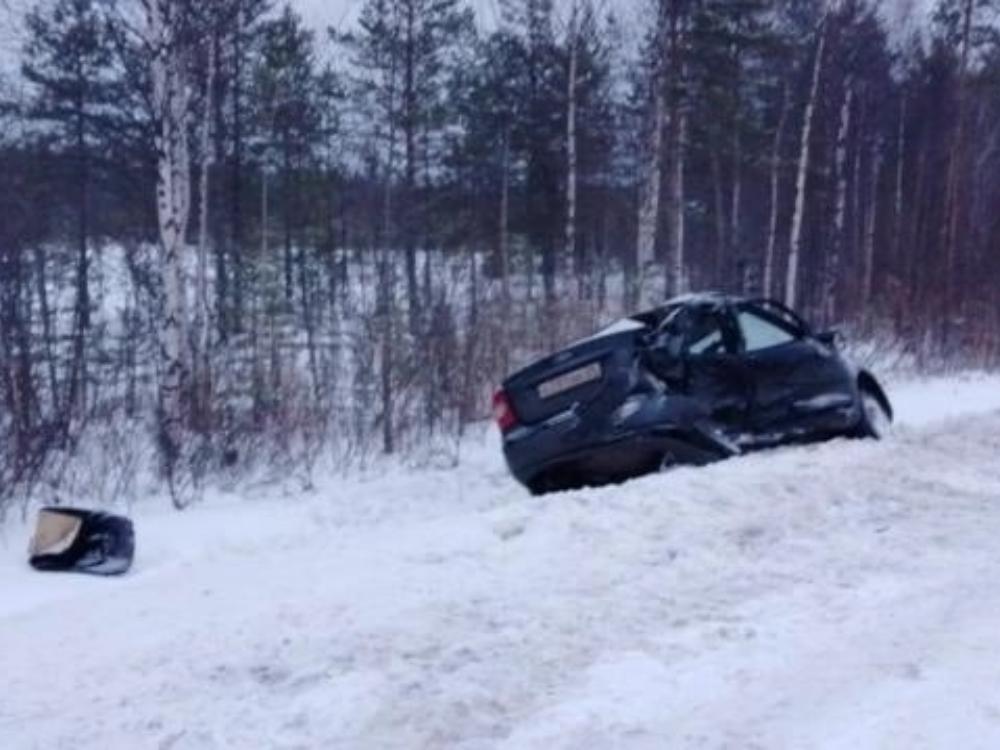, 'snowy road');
3,375,1000,749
